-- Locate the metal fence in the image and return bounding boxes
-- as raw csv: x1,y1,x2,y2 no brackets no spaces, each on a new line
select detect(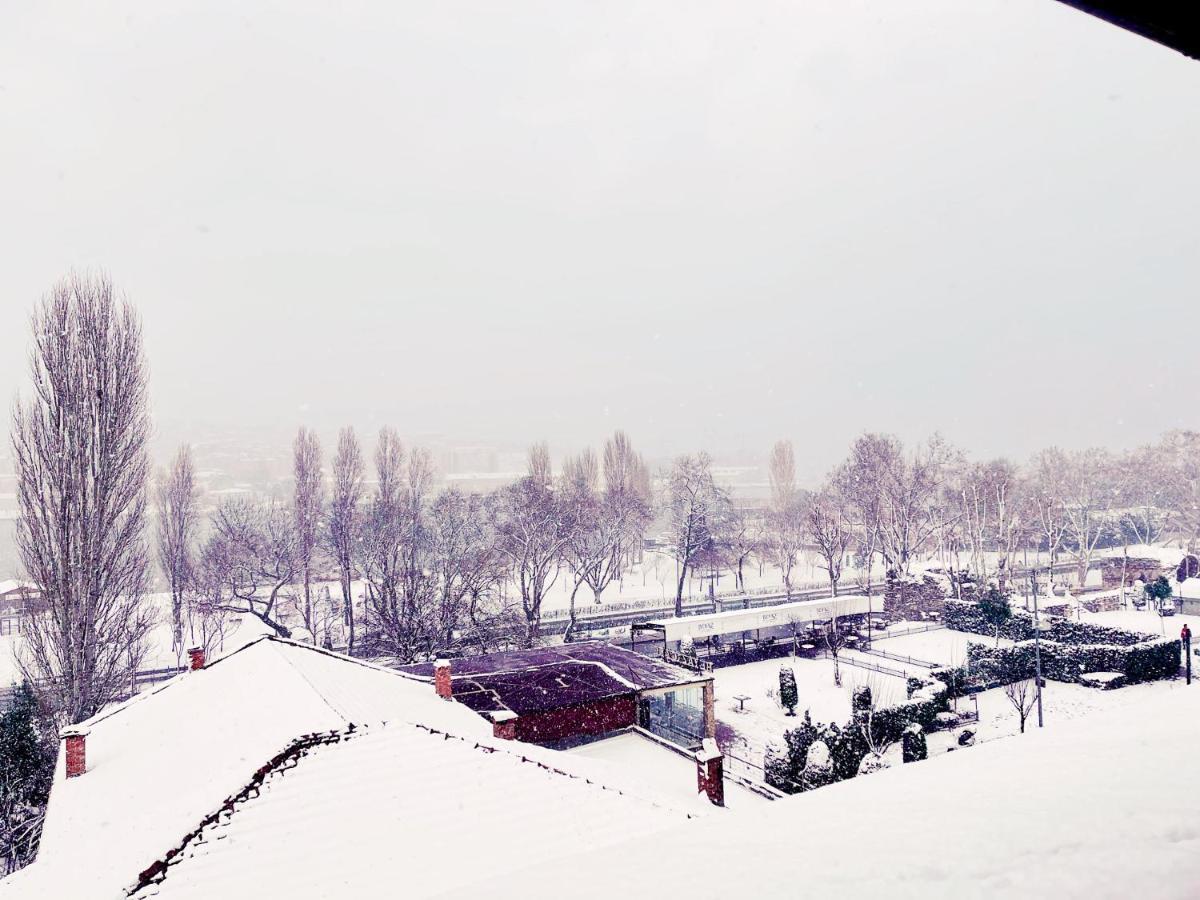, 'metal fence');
861,646,940,670
830,652,908,679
